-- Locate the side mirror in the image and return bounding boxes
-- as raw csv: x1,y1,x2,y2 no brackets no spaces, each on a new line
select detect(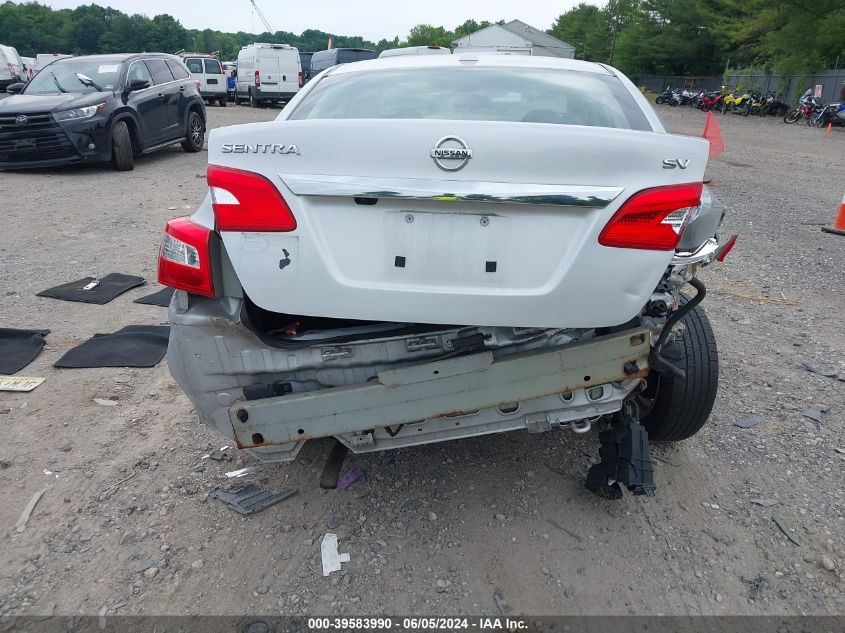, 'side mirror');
6,82,25,94
126,78,150,93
